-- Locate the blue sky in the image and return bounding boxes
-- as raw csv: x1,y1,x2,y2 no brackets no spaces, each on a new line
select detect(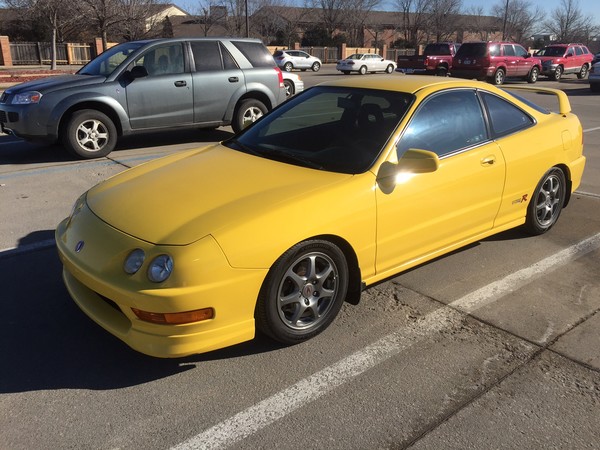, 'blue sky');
459,0,597,21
